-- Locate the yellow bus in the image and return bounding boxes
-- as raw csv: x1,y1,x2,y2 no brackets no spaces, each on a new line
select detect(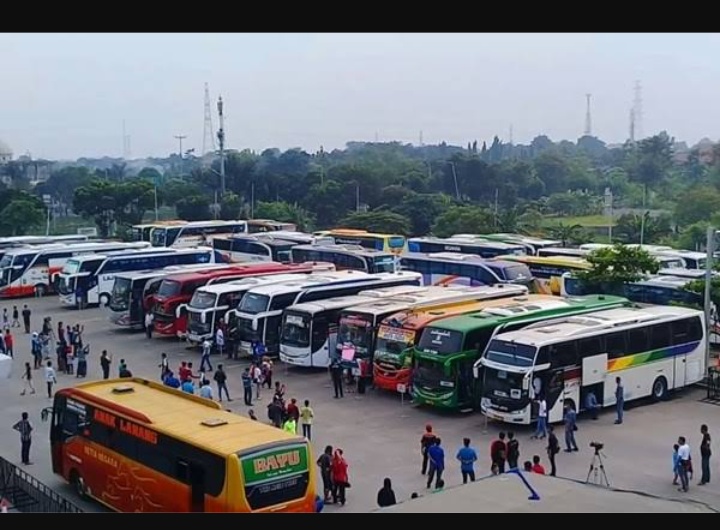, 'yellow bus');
314,229,407,255
496,255,590,295
49,378,317,512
